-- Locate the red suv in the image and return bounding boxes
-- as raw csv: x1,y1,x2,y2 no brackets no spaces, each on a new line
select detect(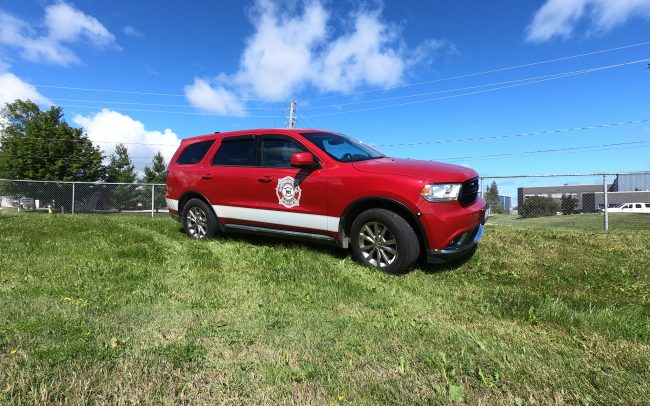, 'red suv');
166,129,487,273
